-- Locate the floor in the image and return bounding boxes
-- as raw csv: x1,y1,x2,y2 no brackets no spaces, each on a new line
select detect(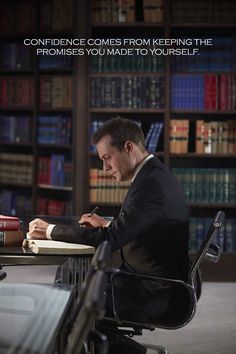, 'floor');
2,266,236,354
